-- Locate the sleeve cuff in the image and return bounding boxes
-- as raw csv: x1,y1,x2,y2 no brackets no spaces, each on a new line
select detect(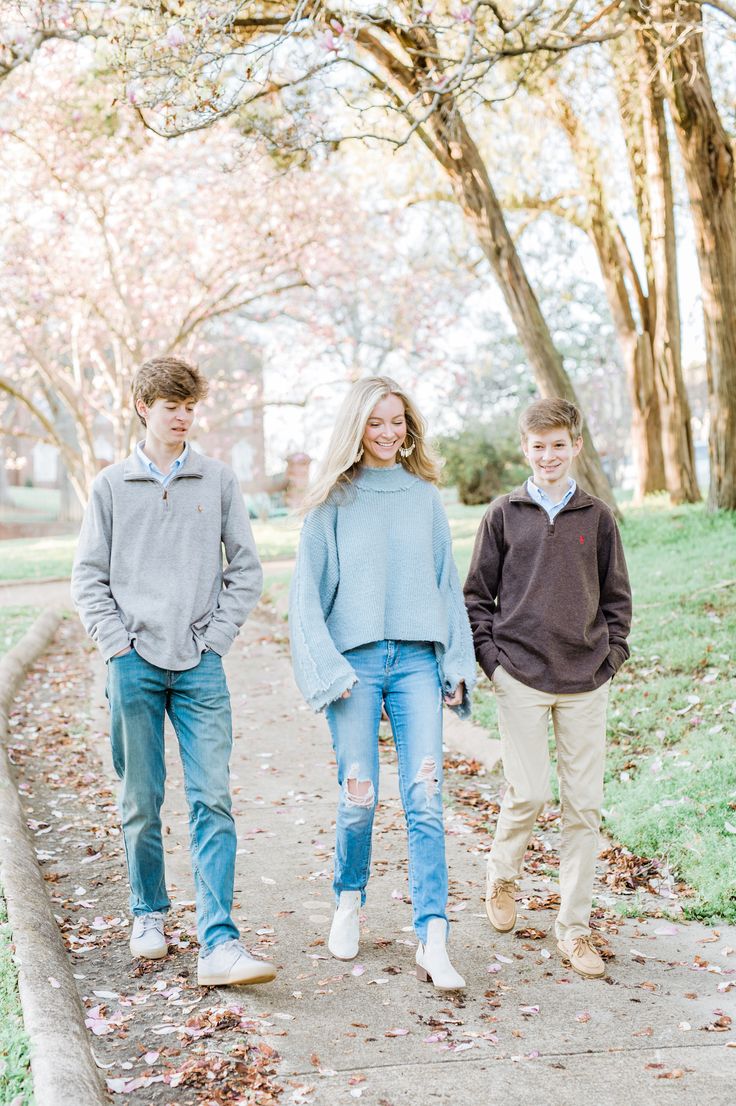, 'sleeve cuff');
203,623,235,657
99,628,131,662
477,642,500,680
